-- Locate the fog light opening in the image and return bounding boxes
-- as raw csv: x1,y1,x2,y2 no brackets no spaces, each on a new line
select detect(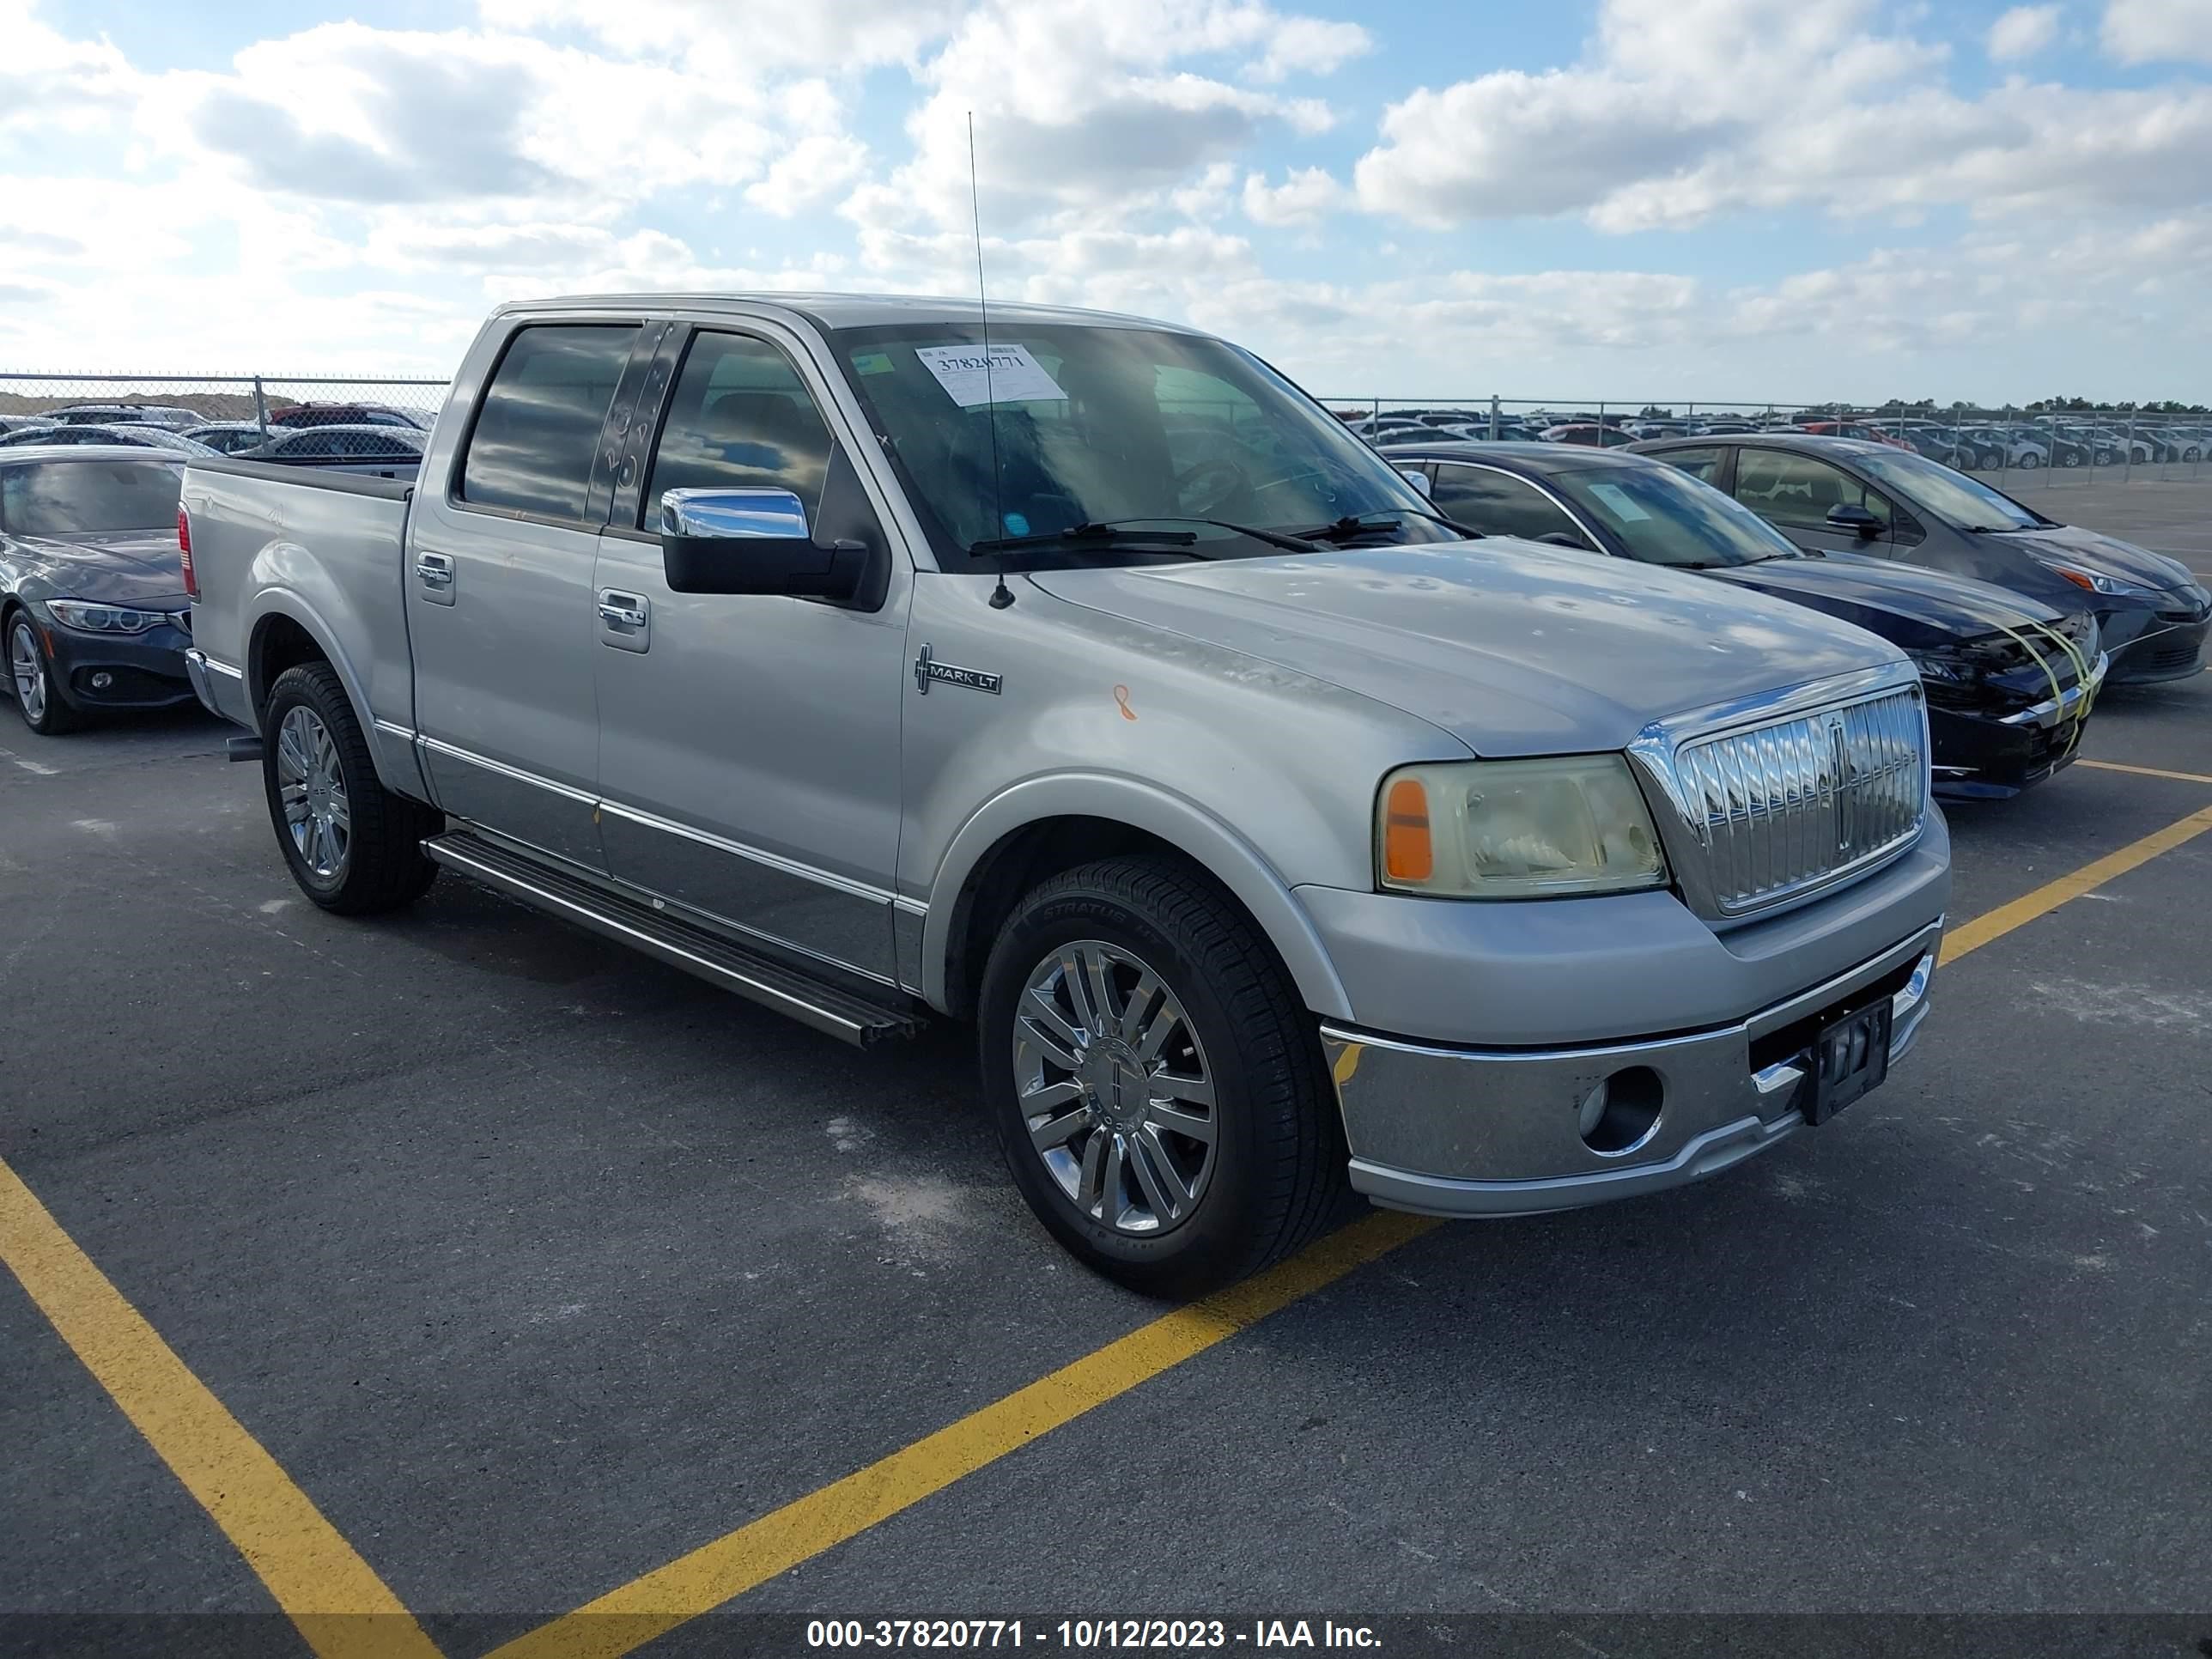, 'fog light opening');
89,672,113,690
1579,1066,1663,1157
